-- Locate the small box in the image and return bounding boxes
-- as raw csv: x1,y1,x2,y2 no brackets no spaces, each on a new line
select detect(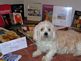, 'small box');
0,37,27,55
